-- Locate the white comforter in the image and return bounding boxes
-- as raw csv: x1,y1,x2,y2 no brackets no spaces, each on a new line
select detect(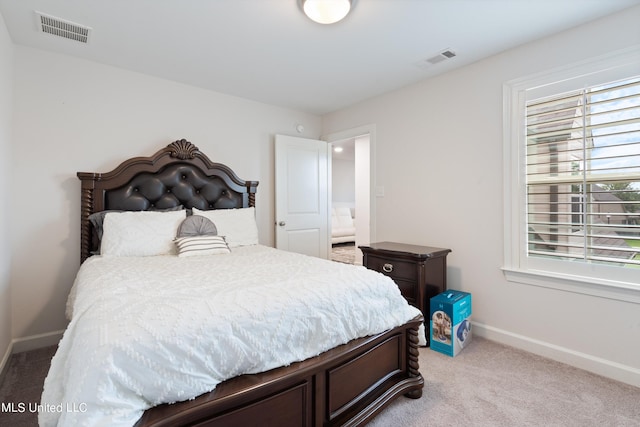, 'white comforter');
40,245,422,426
